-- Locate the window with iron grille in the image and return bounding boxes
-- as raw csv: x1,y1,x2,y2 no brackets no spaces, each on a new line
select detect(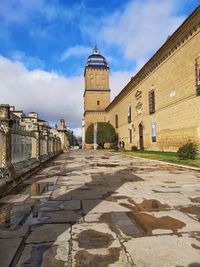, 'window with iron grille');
149,90,155,114
115,114,118,128
127,105,131,123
